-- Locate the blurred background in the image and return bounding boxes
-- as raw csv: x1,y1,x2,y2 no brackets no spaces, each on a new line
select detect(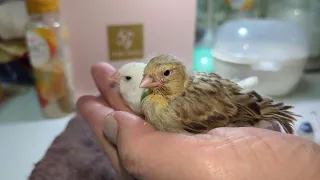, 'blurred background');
0,0,320,179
